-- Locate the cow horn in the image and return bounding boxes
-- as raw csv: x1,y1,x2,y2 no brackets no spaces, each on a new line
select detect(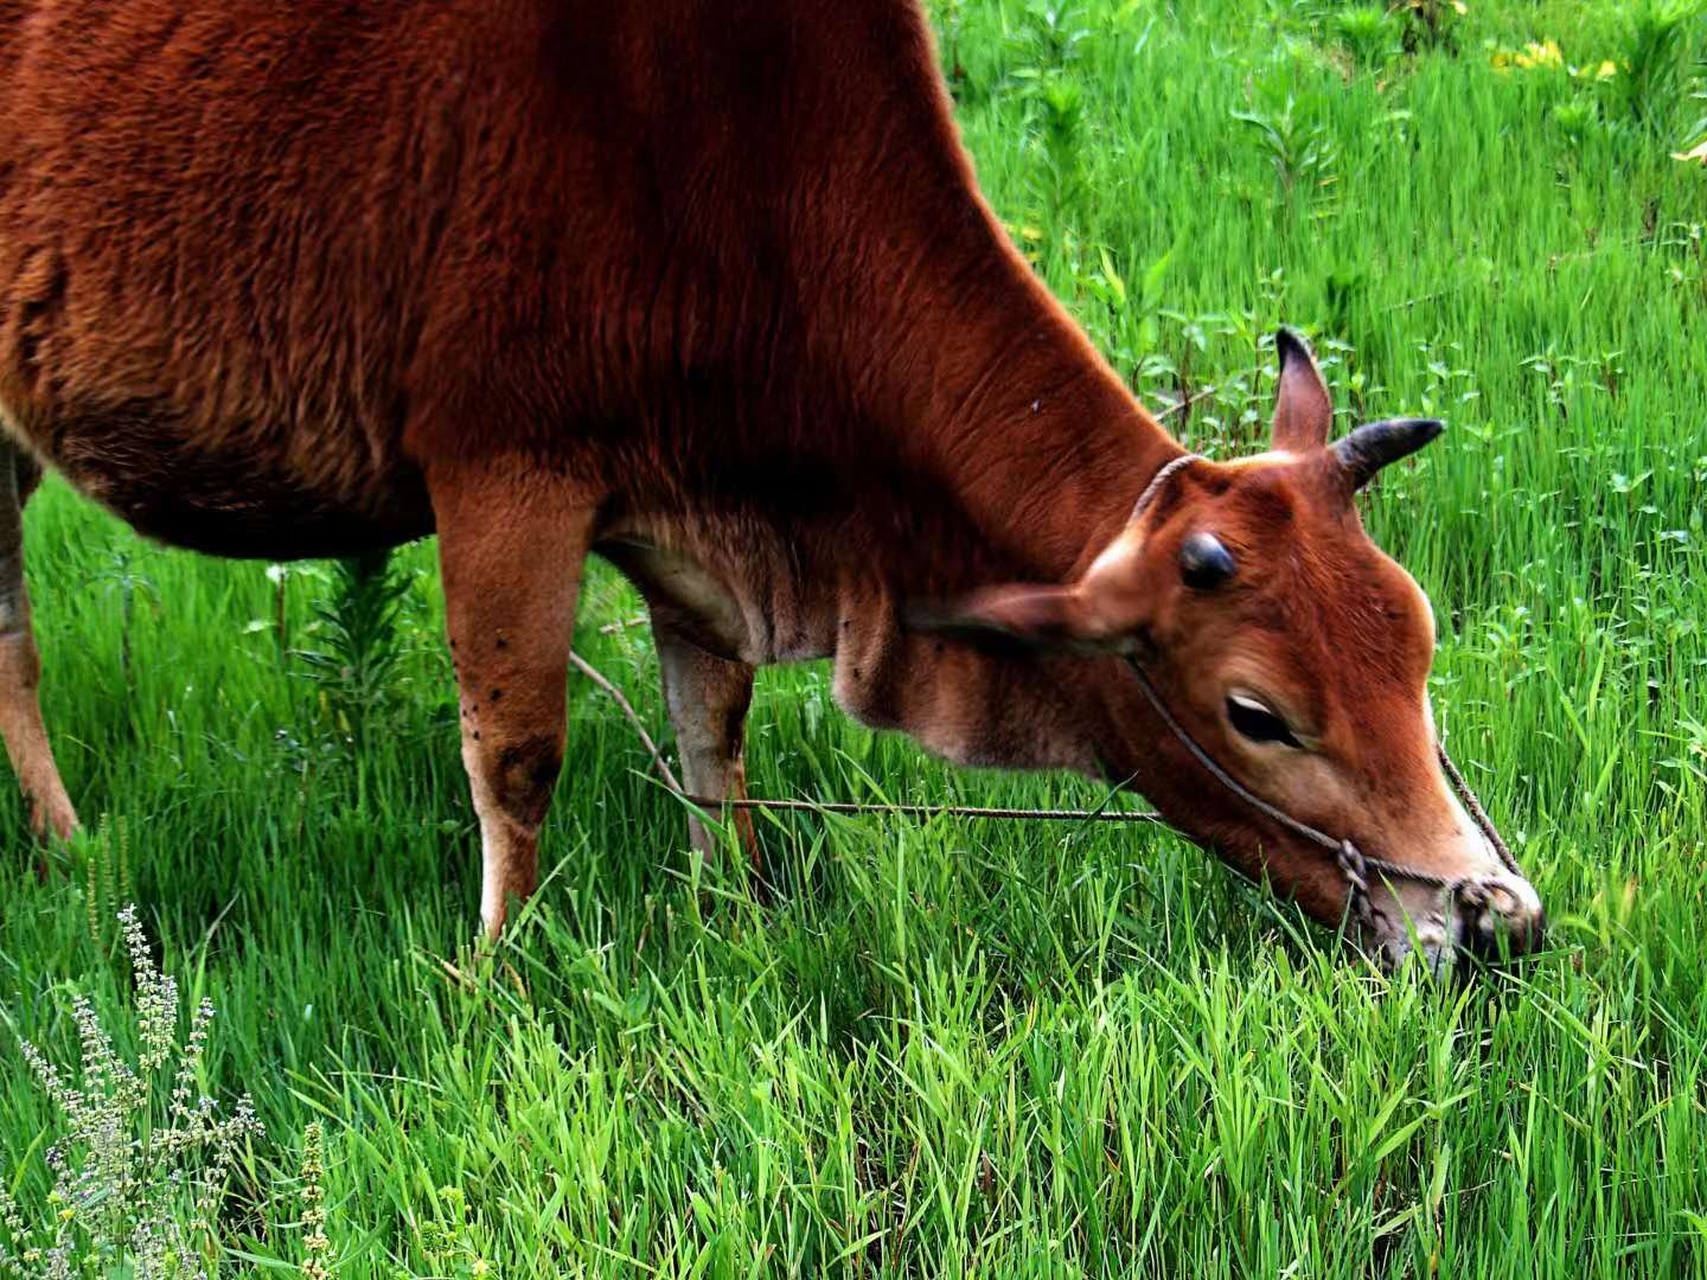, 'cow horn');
1331,418,1445,491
